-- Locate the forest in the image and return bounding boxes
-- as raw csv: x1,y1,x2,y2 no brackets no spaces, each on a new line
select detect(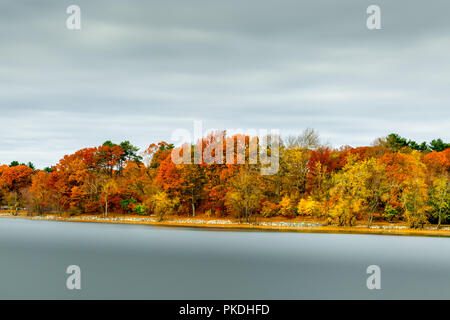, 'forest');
0,131,449,229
